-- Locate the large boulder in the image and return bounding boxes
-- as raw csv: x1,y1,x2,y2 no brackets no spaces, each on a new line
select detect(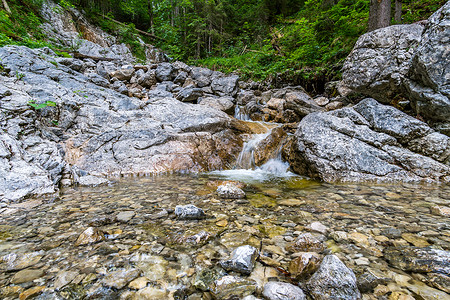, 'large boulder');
0,45,244,201
405,1,450,131
339,2,450,134
339,24,424,104
285,98,450,183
